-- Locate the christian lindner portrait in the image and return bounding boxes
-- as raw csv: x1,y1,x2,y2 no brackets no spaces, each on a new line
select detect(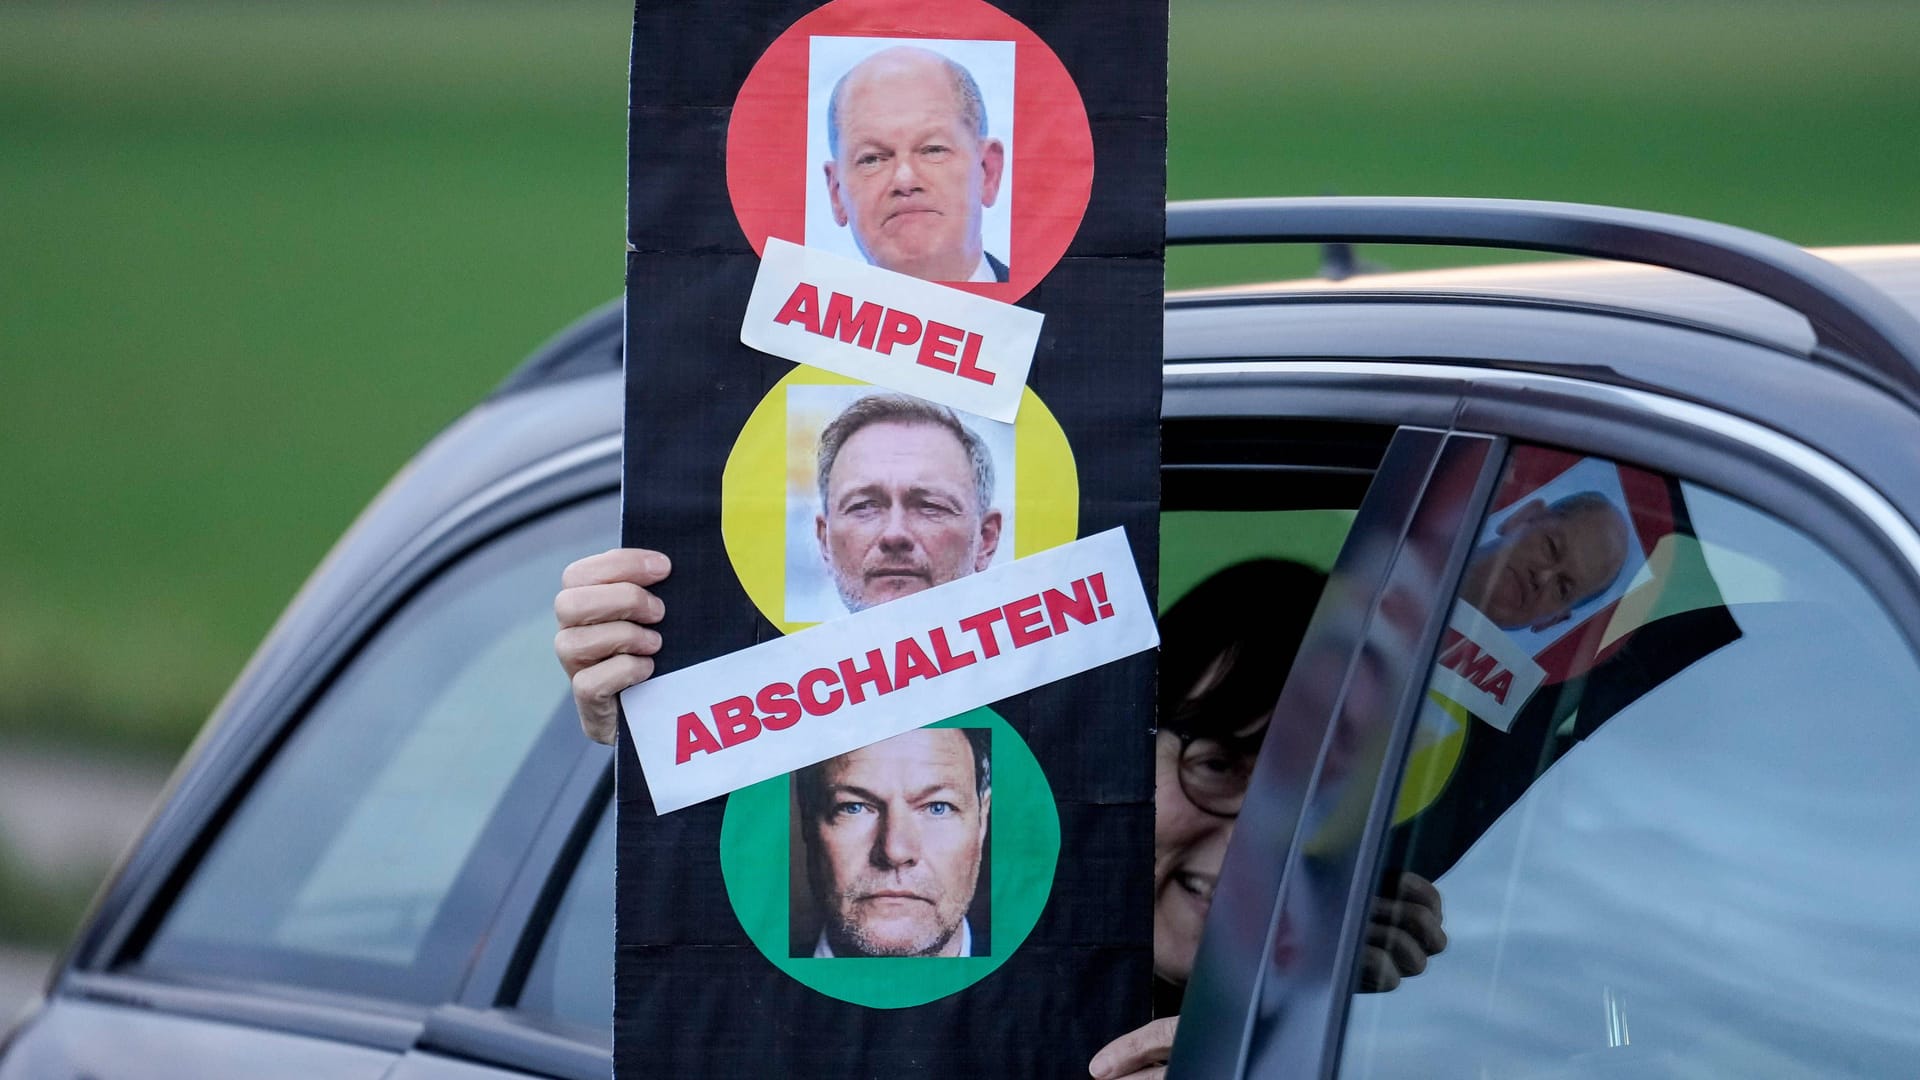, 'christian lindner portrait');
790,726,992,958
784,387,1015,623
806,36,1015,283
